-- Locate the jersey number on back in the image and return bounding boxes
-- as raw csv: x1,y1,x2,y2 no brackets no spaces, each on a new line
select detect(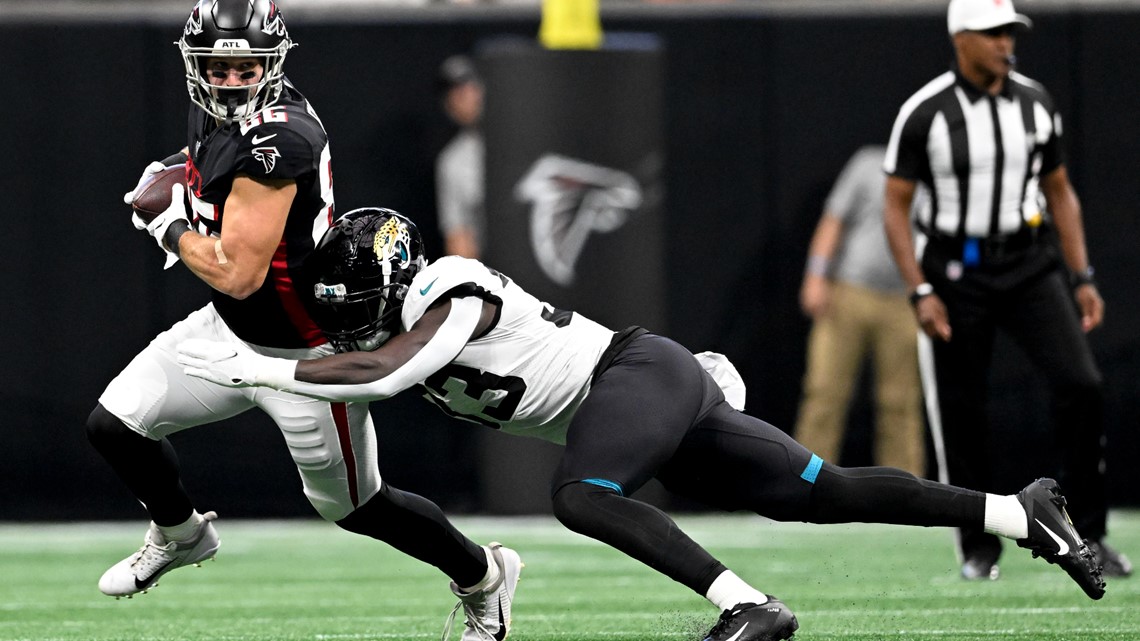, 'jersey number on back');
422,364,526,428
